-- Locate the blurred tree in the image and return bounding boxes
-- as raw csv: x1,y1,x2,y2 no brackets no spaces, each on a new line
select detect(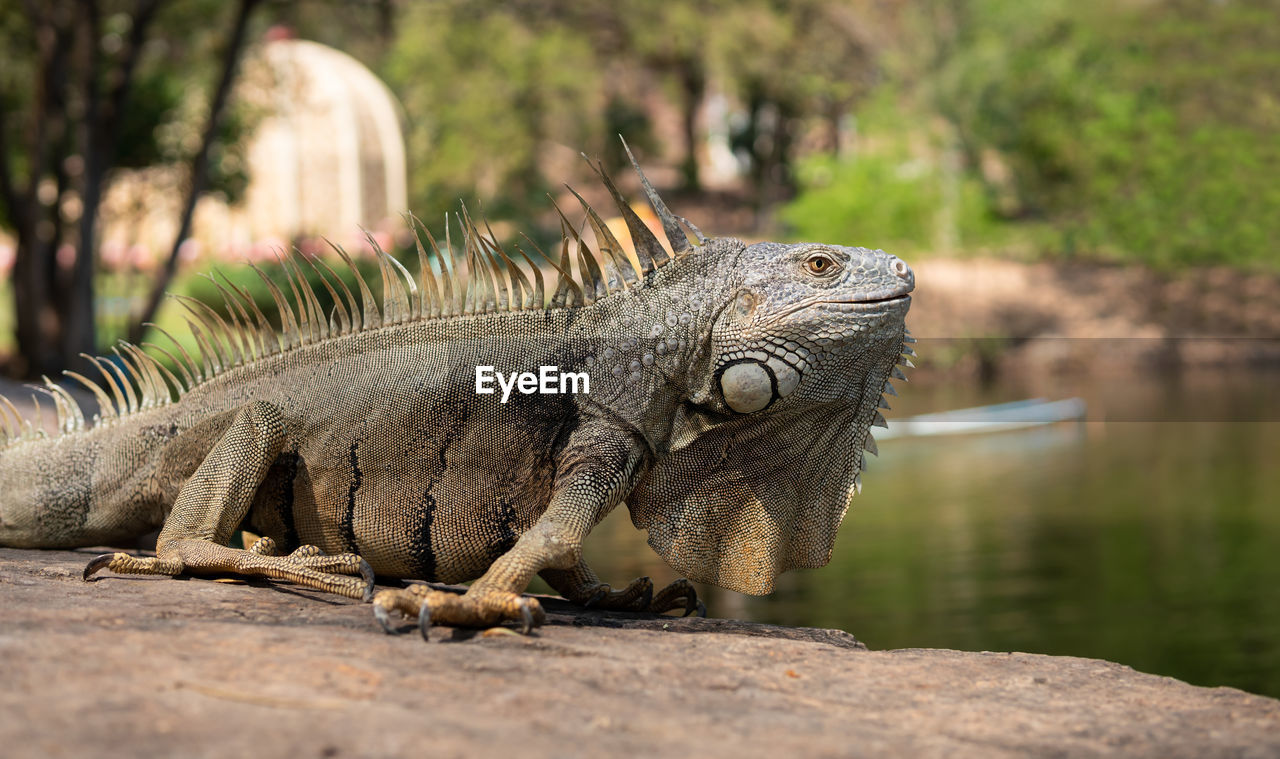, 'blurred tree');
605,0,713,191
127,0,261,343
0,0,260,378
712,1,875,210
383,0,878,228
782,89,999,253
385,1,604,220
918,0,1280,265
